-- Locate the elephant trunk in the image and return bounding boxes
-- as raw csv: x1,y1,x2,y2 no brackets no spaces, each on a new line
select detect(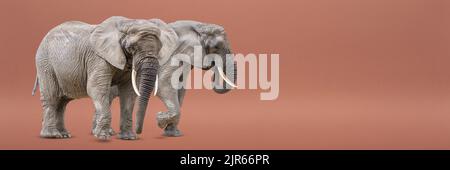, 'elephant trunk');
213,59,237,94
134,57,159,134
